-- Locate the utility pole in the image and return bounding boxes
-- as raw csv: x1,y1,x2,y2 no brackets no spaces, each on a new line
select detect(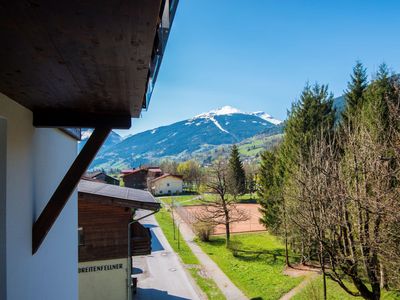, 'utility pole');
171,195,176,240
177,222,180,250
